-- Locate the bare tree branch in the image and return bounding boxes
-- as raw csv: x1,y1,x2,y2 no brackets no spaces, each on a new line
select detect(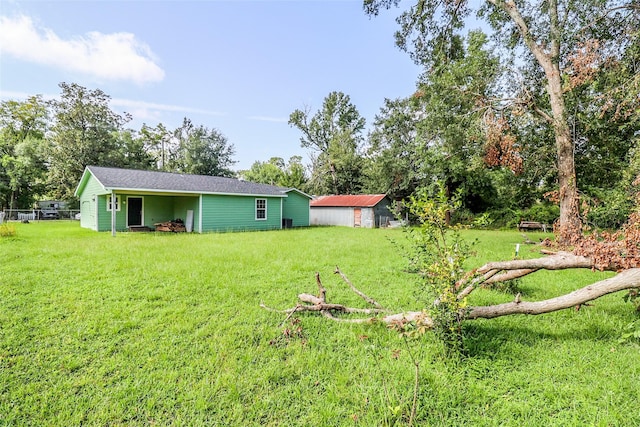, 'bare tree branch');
466,268,640,319
334,266,384,309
